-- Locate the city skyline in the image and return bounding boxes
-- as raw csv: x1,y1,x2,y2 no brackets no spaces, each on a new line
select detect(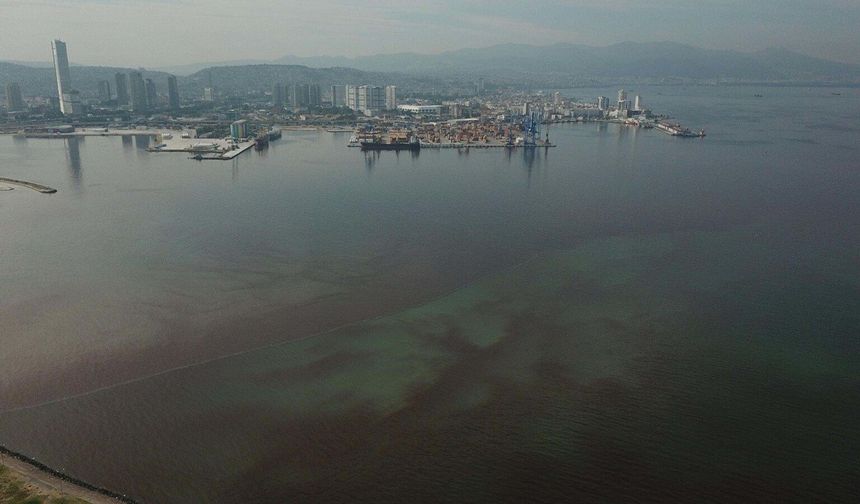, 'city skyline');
1,1,859,67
